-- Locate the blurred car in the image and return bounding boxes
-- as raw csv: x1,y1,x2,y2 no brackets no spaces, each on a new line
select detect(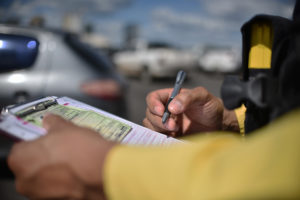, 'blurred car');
113,42,197,79
0,24,127,117
0,24,127,176
198,46,241,73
